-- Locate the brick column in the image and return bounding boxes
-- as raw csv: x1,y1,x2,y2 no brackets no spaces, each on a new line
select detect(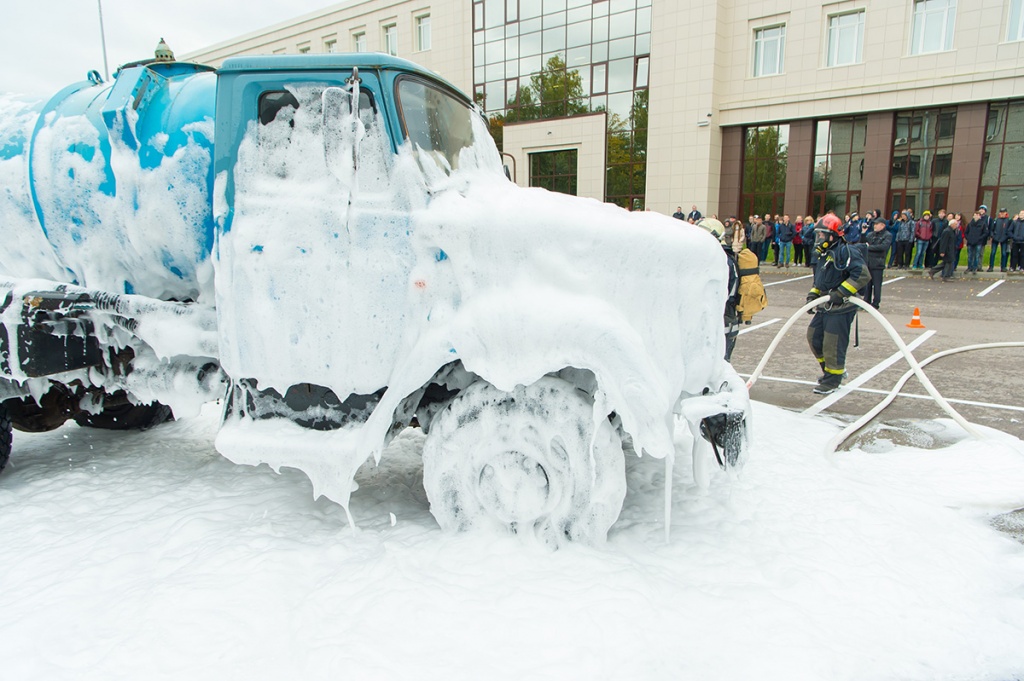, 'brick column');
784,120,815,217
949,103,989,212
862,112,895,214
718,126,743,218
